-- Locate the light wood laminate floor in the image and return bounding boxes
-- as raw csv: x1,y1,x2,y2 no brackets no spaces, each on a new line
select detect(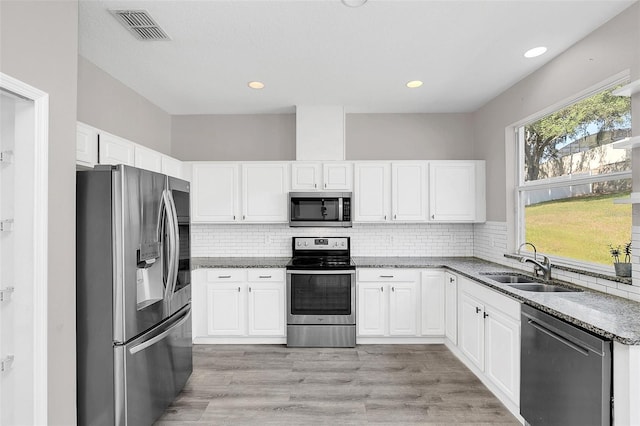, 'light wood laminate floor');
155,344,520,425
